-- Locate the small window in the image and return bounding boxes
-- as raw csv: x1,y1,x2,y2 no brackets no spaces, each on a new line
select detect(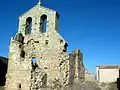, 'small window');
31,57,38,69
63,49,66,52
35,22,37,25
34,41,39,43
17,83,21,90
20,50,25,58
60,39,63,44
64,43,68,48
63,43,68,52
32,57,37,64
45,40,48,45
18,84,21,88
